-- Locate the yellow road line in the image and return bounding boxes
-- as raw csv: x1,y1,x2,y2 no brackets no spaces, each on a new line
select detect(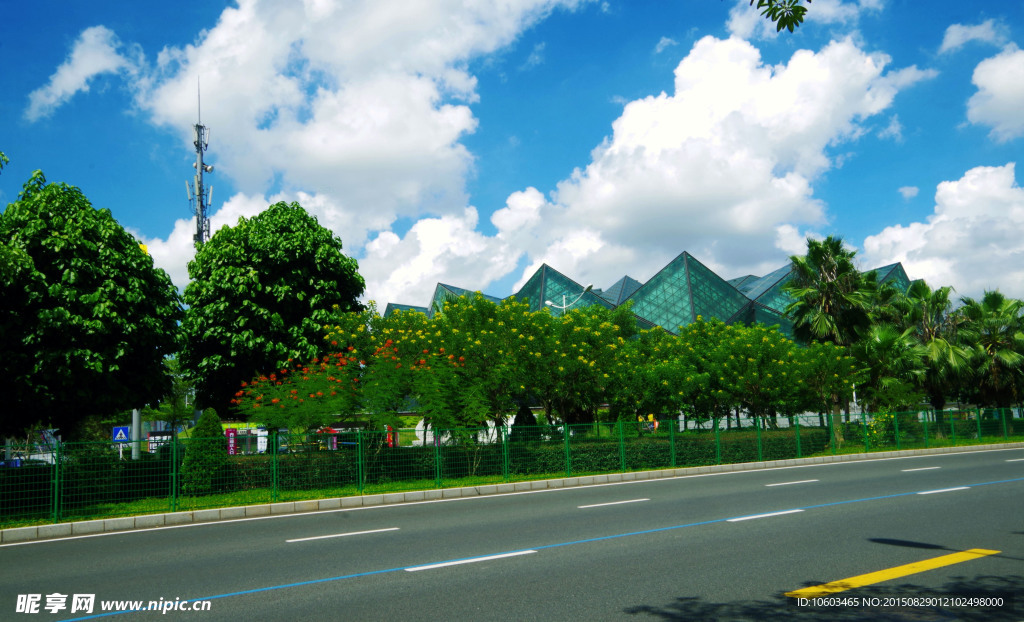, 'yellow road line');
785,548,1001,598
